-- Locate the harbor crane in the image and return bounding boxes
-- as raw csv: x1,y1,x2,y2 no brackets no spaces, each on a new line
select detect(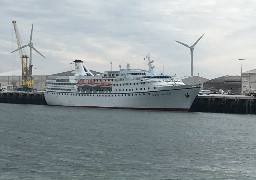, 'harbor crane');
11,21,45,91
11,21,31,90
